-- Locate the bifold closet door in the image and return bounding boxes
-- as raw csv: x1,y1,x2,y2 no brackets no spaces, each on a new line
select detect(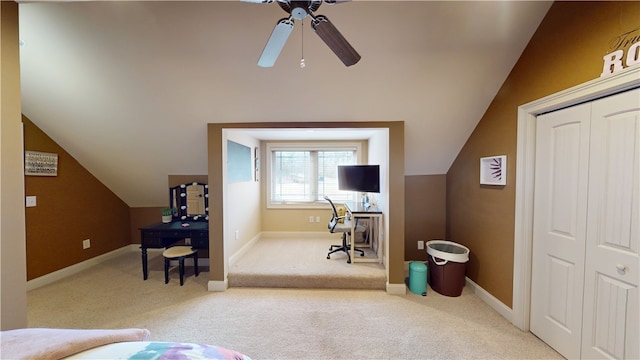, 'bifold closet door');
530,87,640,359
530,102,591,360
580,88,639,360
